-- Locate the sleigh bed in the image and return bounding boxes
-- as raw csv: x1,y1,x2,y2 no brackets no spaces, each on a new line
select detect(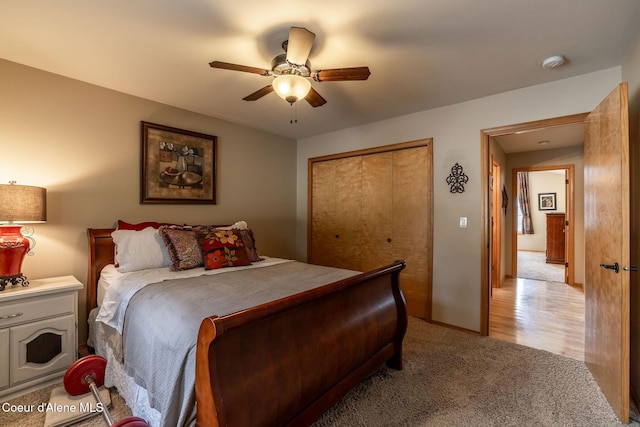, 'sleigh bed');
86,226,407,426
